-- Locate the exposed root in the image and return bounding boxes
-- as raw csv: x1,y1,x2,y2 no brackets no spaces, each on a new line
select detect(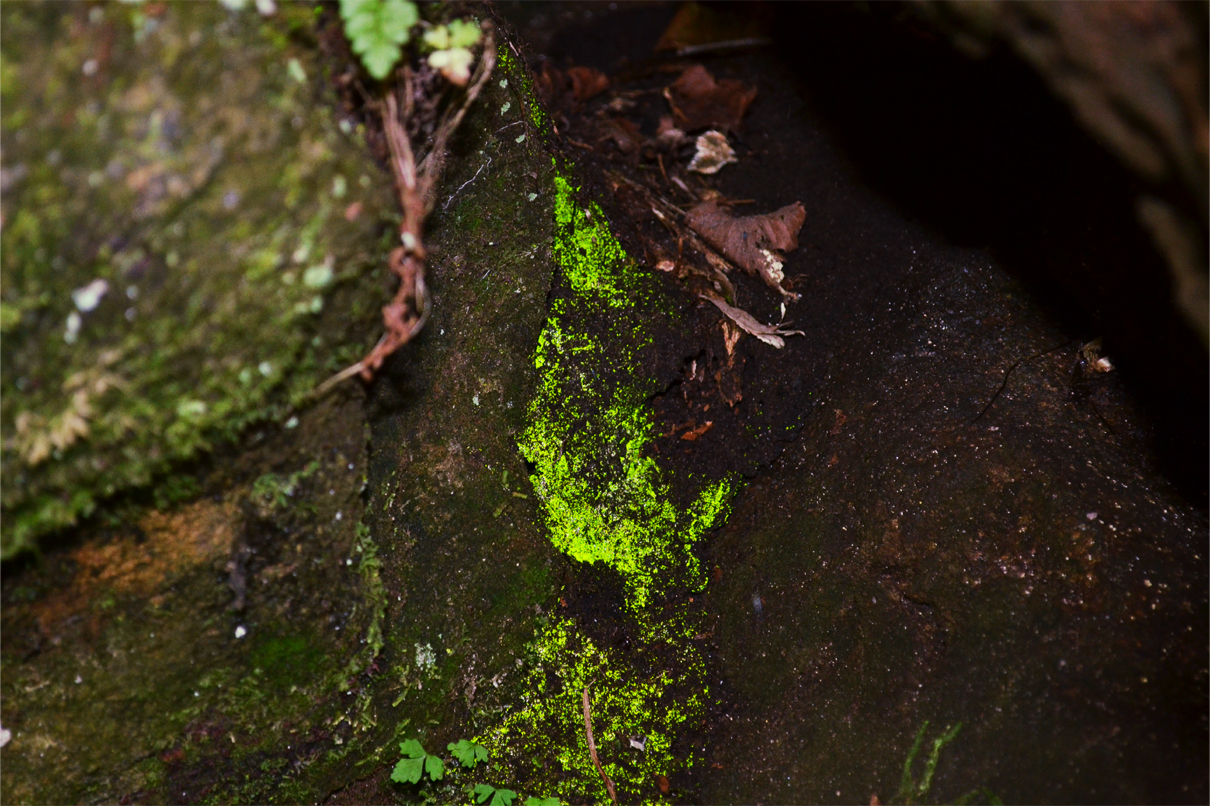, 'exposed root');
583,687,618,804
315,28,496,395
